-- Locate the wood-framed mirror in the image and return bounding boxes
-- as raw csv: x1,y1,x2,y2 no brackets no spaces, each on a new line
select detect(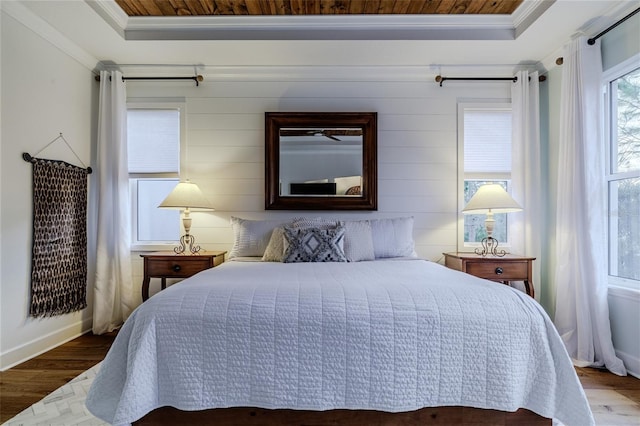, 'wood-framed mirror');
265,112,377,210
